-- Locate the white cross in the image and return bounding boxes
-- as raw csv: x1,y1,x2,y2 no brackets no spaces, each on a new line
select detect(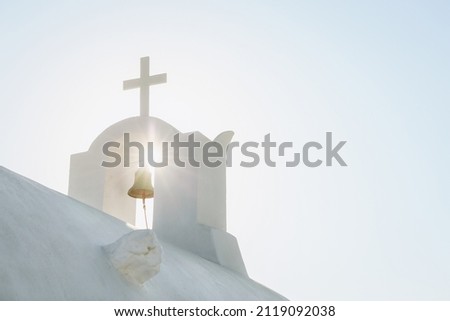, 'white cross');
123,57,167,117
